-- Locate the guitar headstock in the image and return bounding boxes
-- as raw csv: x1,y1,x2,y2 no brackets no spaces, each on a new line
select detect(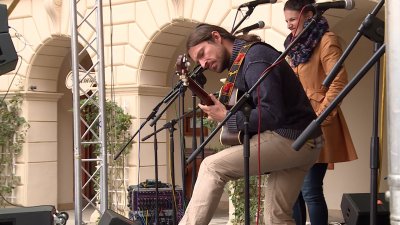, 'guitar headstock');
175,55,214,106
176,54,190,85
